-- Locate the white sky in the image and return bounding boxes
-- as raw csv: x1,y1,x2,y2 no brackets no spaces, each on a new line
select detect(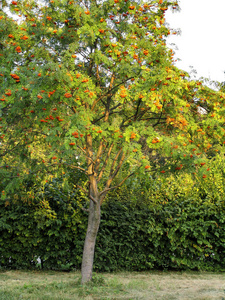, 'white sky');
166,0,225,83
